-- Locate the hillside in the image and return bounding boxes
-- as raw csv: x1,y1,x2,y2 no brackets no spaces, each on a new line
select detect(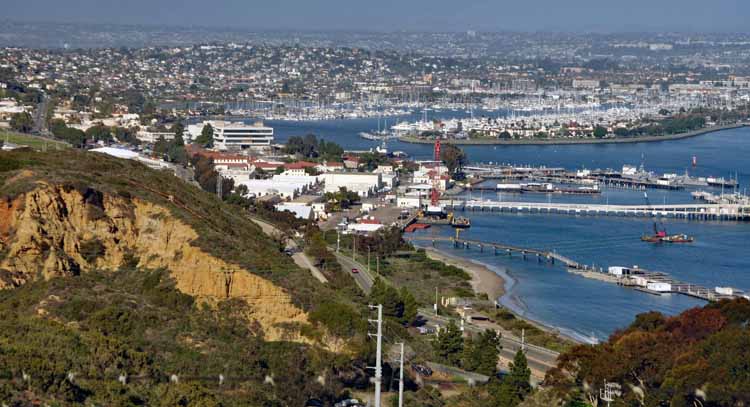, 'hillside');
543,298,750,406
0,149,367,405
